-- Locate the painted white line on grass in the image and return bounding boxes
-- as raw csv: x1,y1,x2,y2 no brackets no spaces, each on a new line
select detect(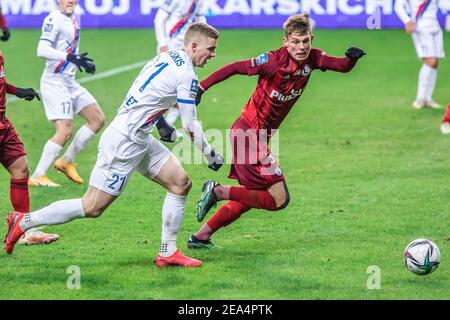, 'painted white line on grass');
7,60,148,104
